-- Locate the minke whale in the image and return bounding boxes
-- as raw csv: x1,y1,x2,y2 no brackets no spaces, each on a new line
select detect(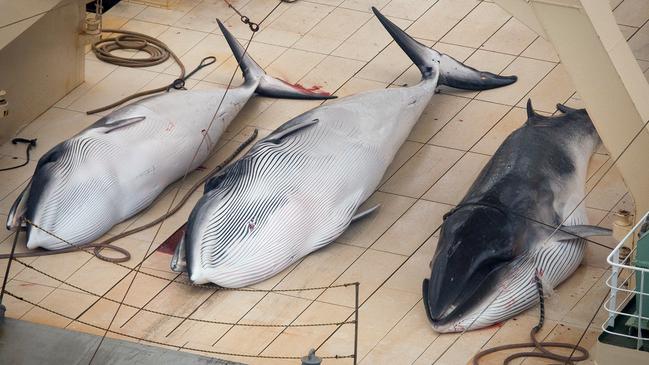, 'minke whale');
171,8,517,287
423,101,612,333
6,21,332,250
